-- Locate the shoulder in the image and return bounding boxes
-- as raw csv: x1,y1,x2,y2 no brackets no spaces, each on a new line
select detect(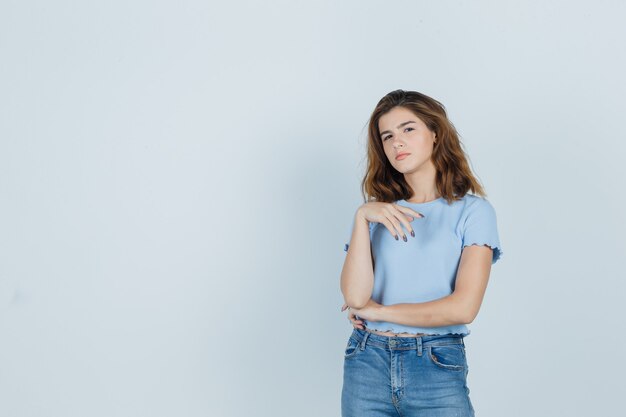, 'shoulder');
463,194,495,211
458,194,503,264
460,194,497,223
